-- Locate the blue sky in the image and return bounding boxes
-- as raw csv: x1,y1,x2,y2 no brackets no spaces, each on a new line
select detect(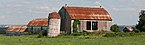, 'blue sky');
0,0,145,25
